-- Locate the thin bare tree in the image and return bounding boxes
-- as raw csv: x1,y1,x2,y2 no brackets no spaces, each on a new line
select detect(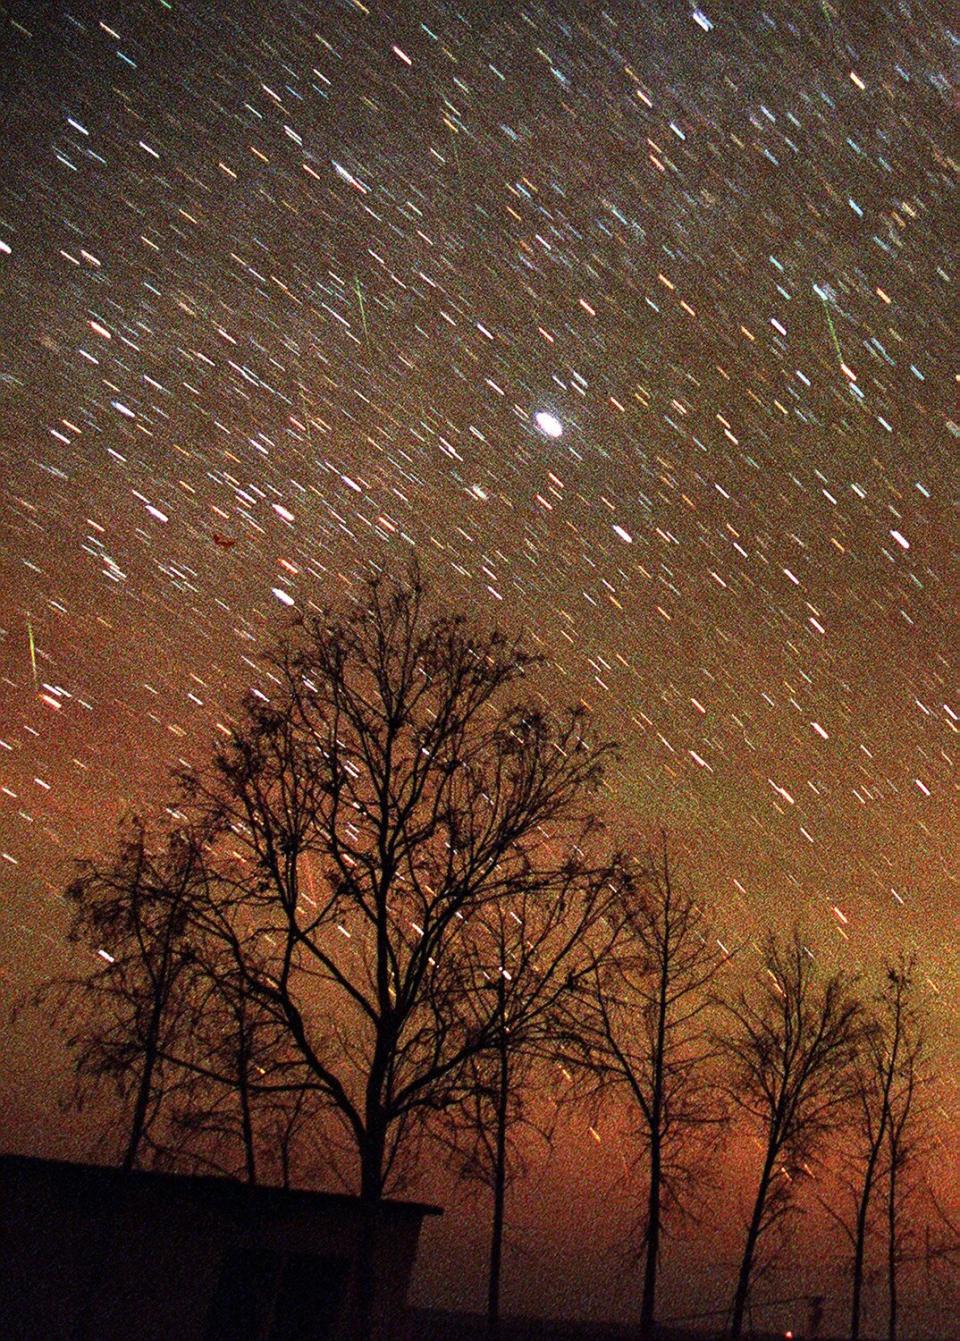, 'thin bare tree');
881,970,928,1341
438,1034,548,1340
436,881,622,1338
819,956,927,1340
153,953,302,1185
575,837,728,1340
720,928,863,1340
29,817,208,1171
